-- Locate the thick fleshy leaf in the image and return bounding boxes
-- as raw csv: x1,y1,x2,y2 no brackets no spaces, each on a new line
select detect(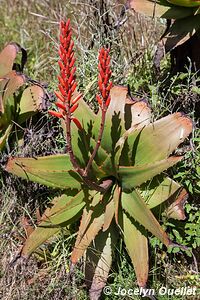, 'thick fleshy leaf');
164,188,188,220
6,154,83,189
73,94,96,128
85,227,117,300
0,71,26,115
0,43,20,77
114,100,151,166
18,85,45,124
167,0,200,8
140,176,183,208
94,86,151,157
71,193,105,264
120,112,192,166
103,200,115,232
21,190,85,257
1,71,26,104
122,212,148,287
64,94,111,175
129,99,151,129
93,86,131,153
127,0,195,19
119,156,183,190
163,15,200,52
121,189,171,246
113,185,121,225
39,190,86,226
140,176,188,220
73,192,102,247
0,124,12,150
